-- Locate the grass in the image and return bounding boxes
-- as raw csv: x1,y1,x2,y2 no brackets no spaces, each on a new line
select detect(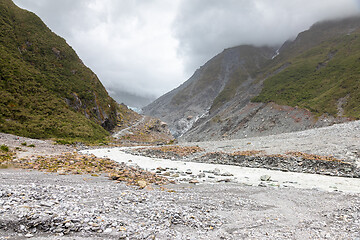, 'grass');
0,144,13,168
252,31,360,119
0,144,9,152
